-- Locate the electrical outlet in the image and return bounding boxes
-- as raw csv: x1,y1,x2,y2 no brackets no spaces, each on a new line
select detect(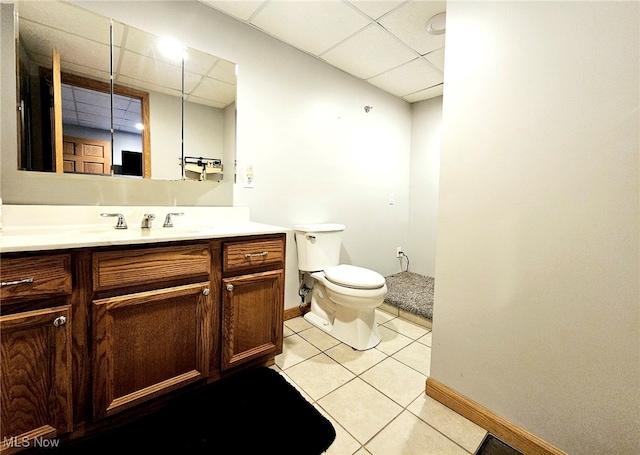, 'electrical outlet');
396,247,403,258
